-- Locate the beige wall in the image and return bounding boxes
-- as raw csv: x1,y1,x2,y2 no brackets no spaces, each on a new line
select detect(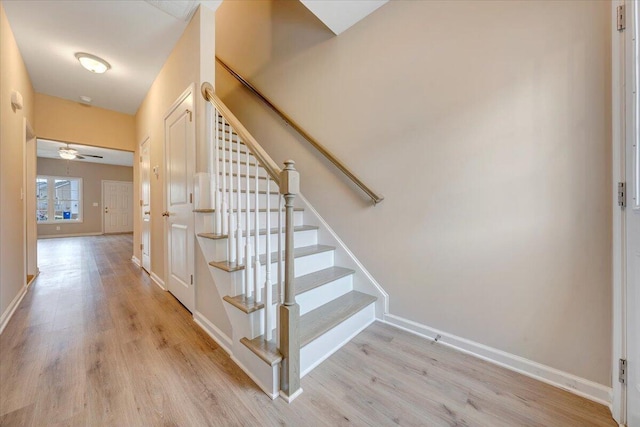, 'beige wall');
35,93,136,152
0,1,35,318
216,0,612,385
36,157,133,237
